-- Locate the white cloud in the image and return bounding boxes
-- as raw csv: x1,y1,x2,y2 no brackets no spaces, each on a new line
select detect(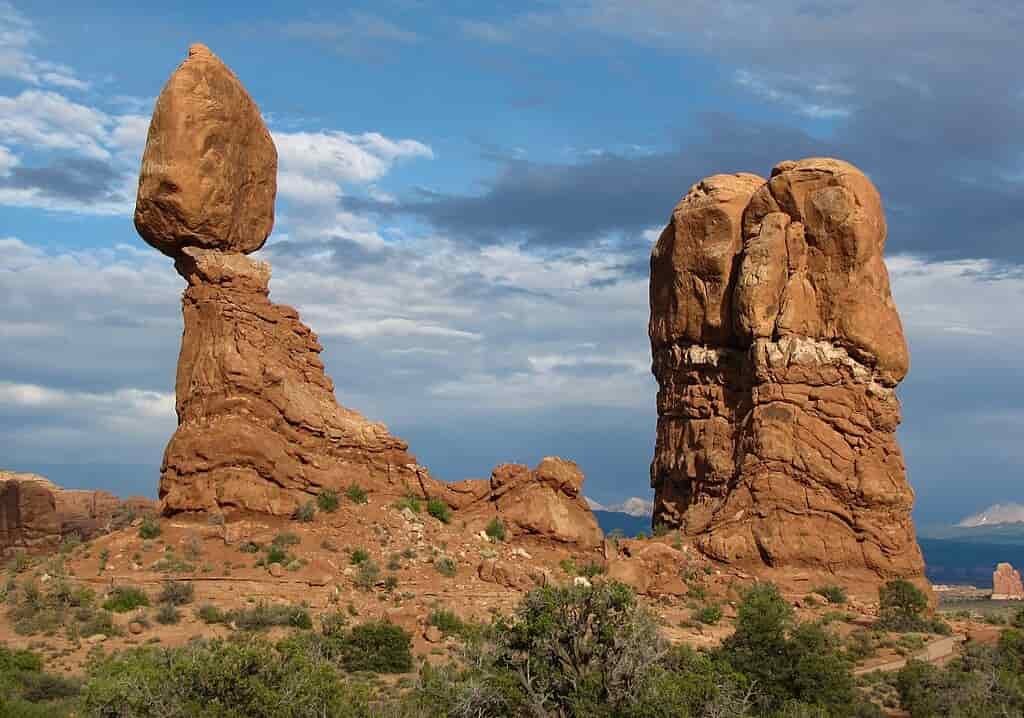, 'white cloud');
0,90,111,159
273,130,433,205
887,255,1024,342
0,2,88,90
